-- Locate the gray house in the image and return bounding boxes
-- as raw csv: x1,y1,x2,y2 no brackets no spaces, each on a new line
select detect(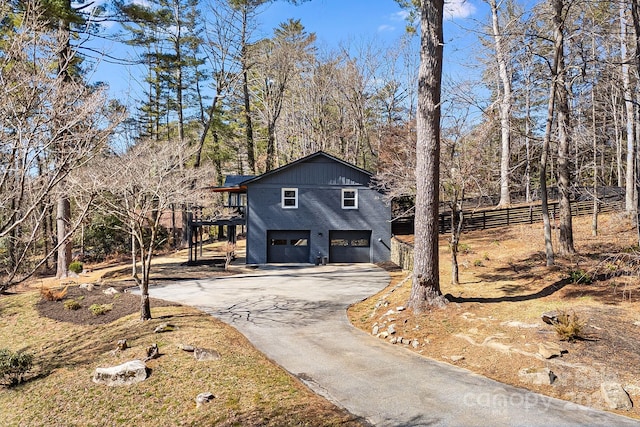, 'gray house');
242,151,391,264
